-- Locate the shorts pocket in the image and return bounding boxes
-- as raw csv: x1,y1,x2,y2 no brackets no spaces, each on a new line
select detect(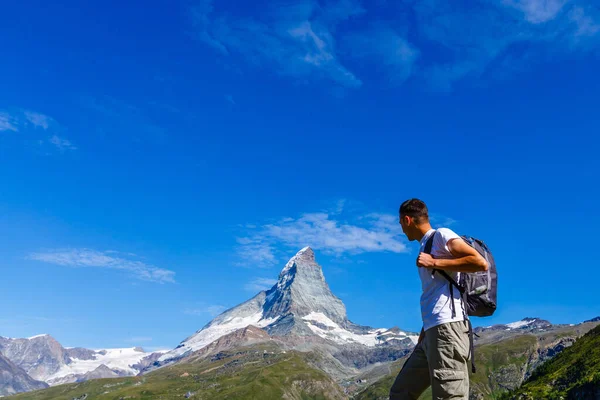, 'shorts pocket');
433,368,467,399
